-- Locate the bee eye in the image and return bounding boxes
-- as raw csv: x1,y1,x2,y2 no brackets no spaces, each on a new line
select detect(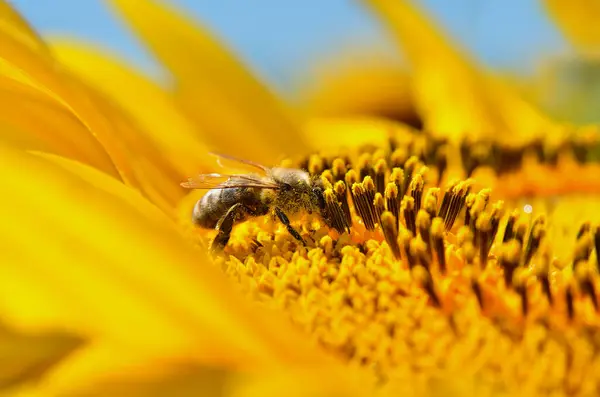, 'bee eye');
283,183,292,191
